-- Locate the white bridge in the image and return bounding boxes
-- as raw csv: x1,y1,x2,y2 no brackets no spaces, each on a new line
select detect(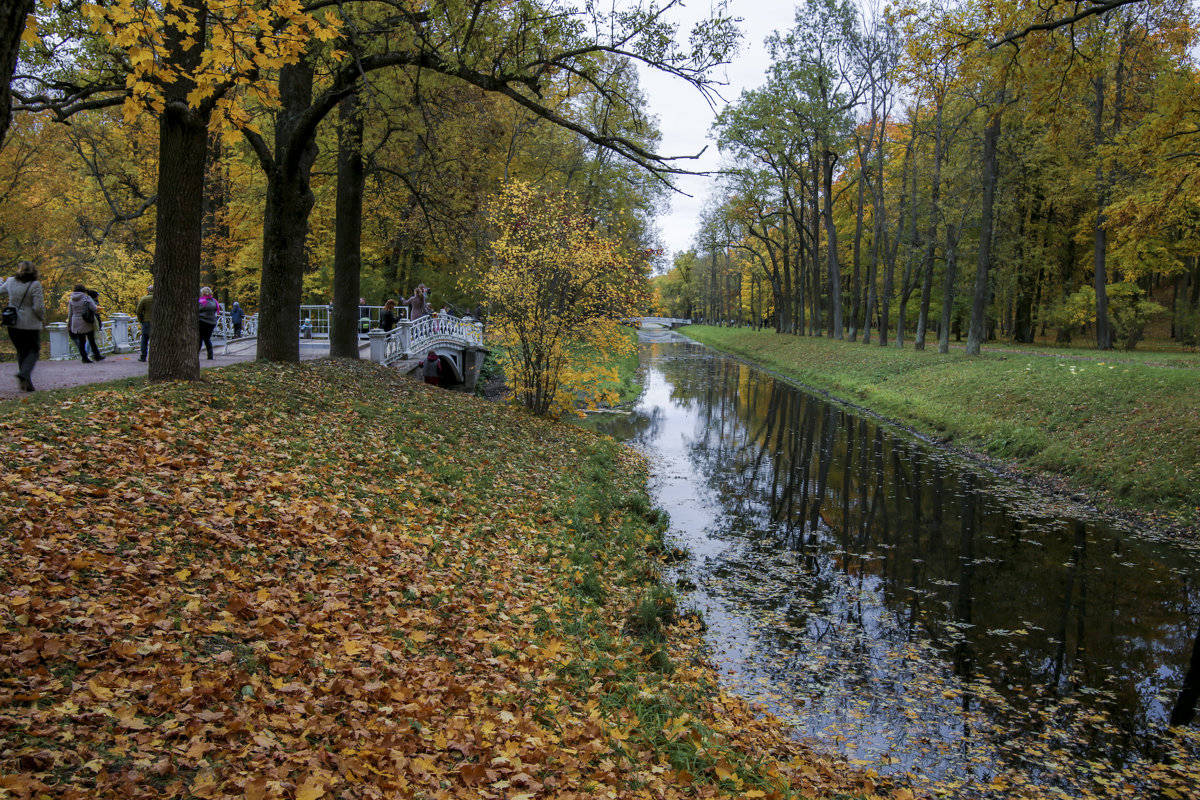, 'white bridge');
638,317,692,329
367,314,487,389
